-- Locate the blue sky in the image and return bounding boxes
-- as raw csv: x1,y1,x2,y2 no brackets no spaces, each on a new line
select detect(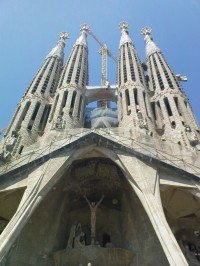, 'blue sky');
0,0,200,131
